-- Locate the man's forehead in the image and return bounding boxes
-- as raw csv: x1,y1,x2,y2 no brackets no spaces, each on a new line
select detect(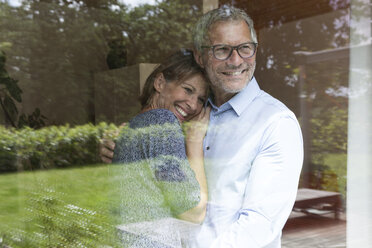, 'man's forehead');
208,19,248,30
206,20,251,43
